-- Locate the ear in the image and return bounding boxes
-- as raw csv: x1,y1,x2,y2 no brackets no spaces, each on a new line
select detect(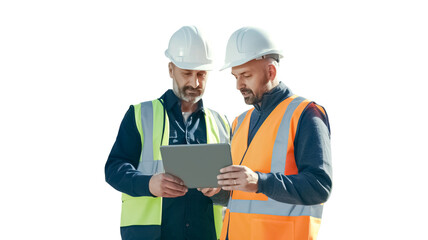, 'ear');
267,63,277,82
168,62,174,78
